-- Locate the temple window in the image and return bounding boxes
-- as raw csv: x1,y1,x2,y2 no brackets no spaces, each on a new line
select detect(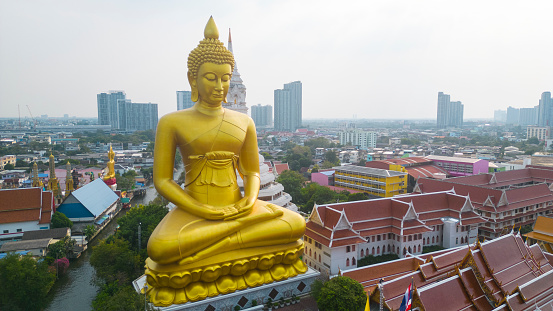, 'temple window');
346,258,350,267
352,257,356,266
